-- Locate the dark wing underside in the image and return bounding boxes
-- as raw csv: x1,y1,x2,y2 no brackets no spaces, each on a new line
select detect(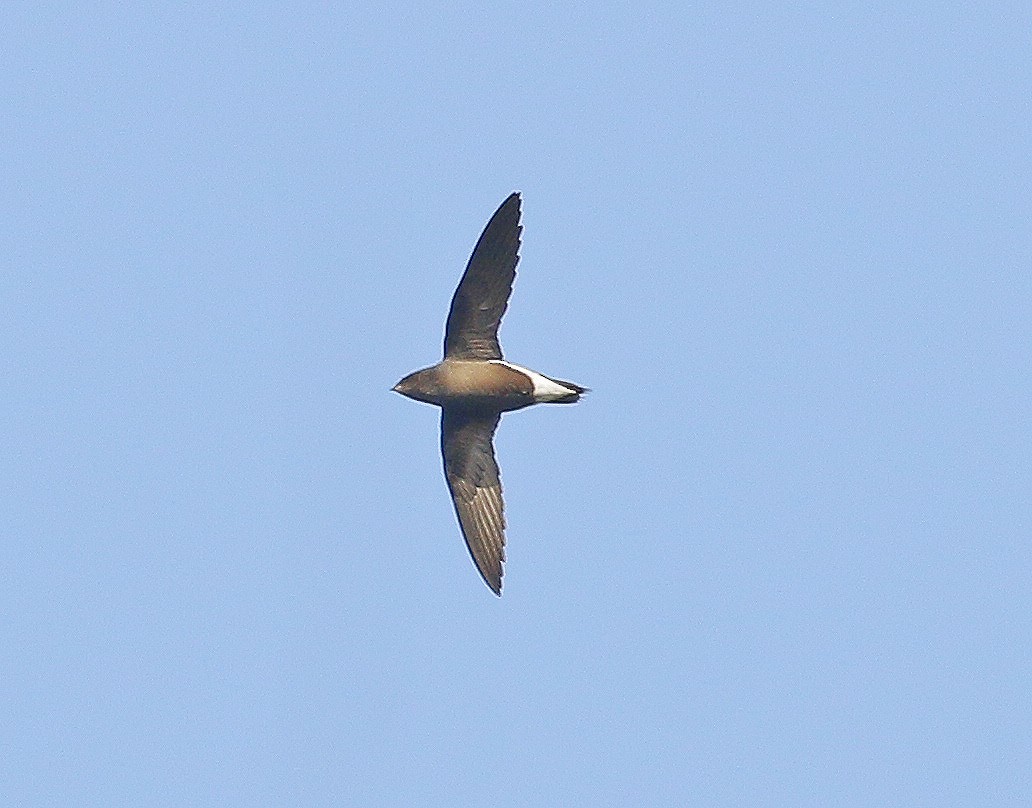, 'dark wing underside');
440,408,505,595
443,192,522,361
